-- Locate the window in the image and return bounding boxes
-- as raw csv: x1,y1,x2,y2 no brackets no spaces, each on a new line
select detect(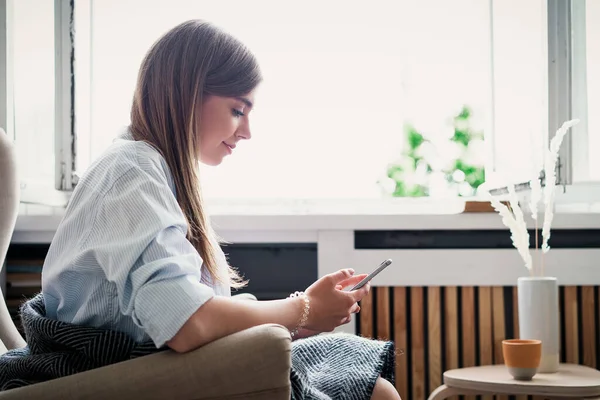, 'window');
571,0,600,182
3,0,73,207
5,0,55,189
485,0,547,188
76,0,496,200
6,0,597,208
